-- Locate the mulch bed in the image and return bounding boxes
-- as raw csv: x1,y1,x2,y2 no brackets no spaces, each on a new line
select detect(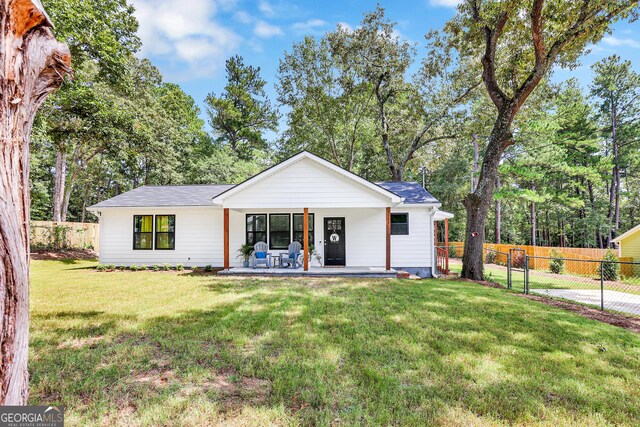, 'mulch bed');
31,249,97,261
467,278,640,333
